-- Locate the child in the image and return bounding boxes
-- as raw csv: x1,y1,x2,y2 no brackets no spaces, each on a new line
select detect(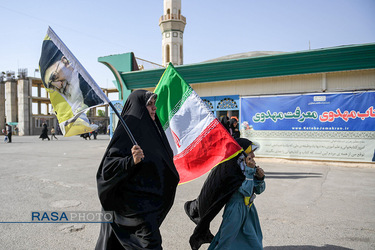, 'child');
3,129,8,143
208,138,265,250
51,127,58,140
